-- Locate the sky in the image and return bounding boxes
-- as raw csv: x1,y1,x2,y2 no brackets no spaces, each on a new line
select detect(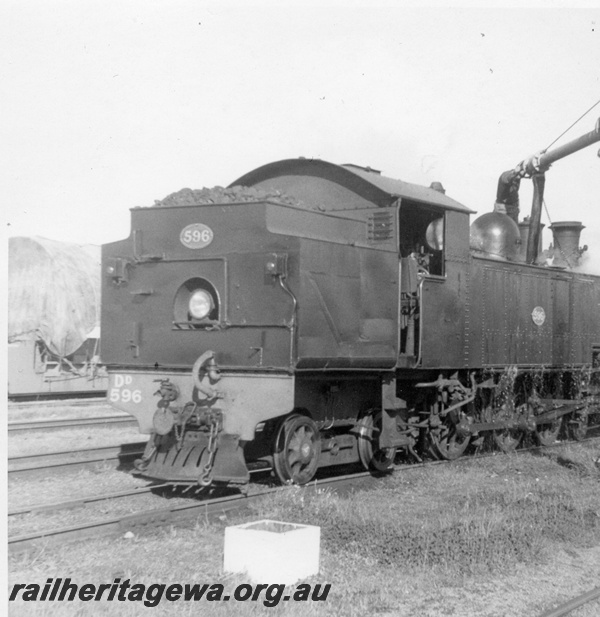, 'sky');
2,2,600,261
